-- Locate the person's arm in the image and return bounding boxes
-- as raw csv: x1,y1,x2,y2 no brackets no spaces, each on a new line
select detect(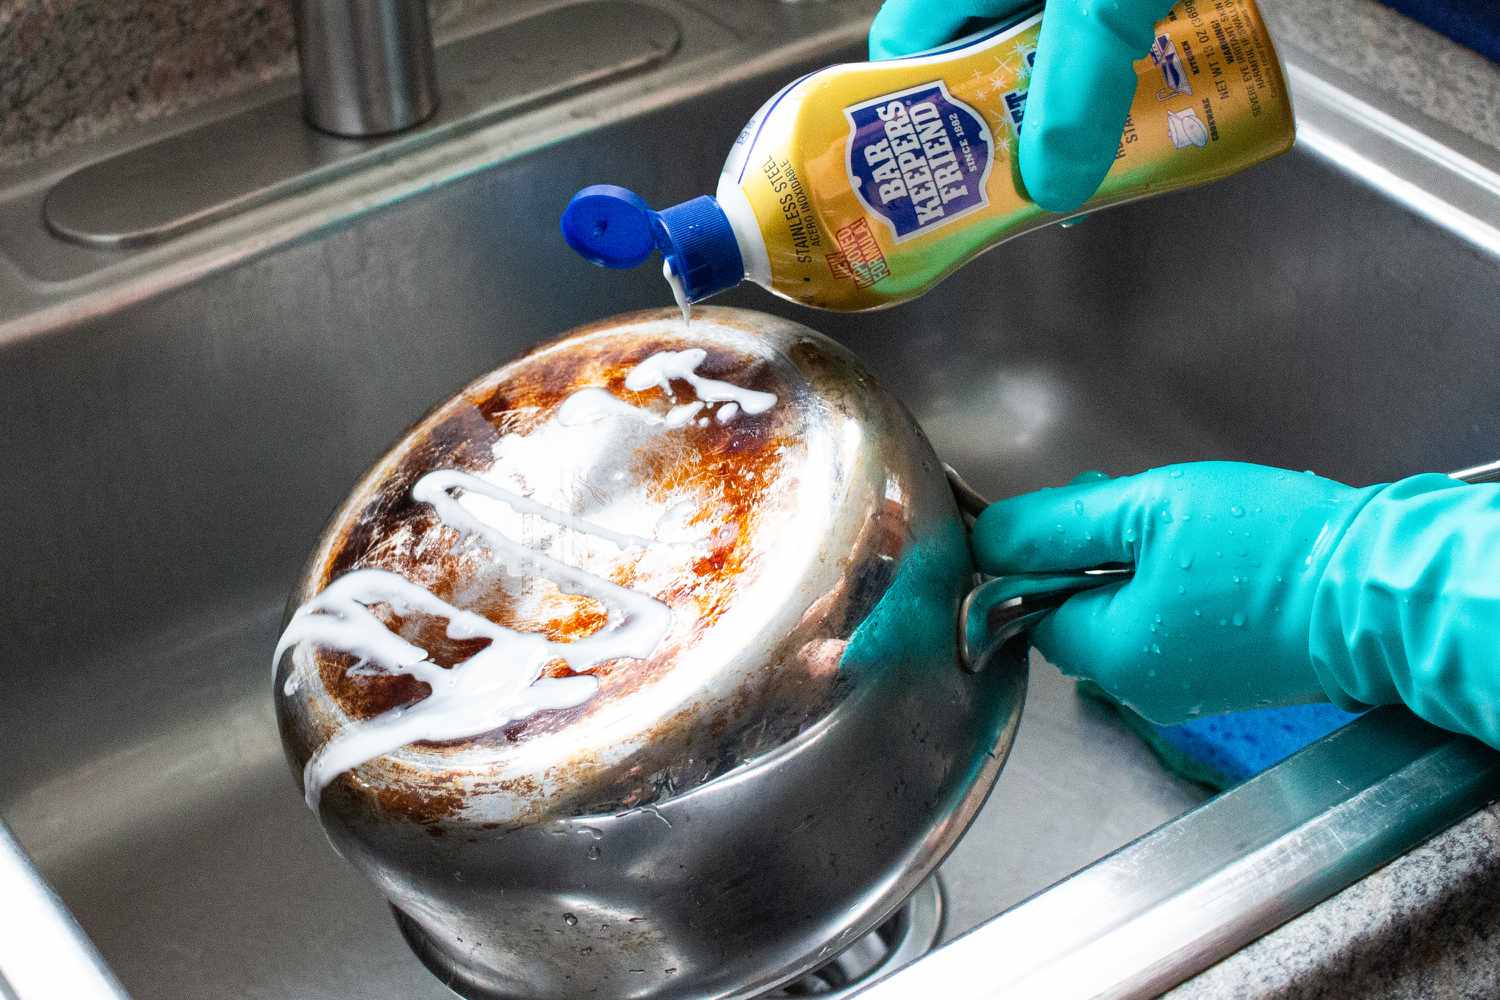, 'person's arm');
869,0,1177,213
972,463,1500,748
1311,474,1500,743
